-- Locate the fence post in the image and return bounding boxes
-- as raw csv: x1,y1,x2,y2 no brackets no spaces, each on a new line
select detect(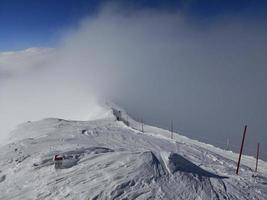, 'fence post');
255,143,260,172
236,125,247,175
